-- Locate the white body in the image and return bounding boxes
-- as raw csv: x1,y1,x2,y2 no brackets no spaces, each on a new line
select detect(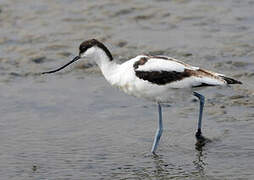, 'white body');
83,47,228,103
